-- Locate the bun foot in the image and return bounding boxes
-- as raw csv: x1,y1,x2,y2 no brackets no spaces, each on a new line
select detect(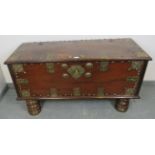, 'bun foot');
115,99,129,112
26,100,41,115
